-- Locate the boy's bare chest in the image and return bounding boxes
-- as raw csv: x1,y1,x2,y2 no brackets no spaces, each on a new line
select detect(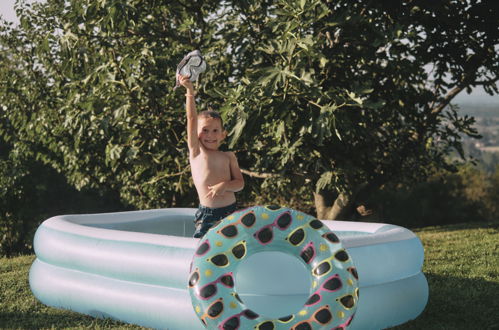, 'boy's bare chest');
190,152,230,180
